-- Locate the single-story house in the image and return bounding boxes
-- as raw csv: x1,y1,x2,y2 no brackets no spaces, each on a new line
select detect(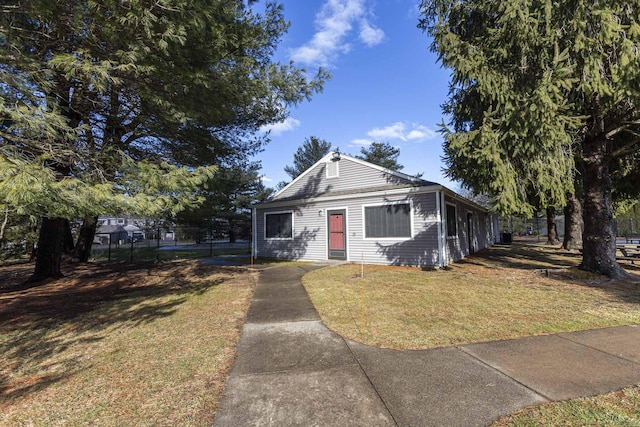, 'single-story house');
252,152,498,268
123,224,145,241
95,224,128,245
